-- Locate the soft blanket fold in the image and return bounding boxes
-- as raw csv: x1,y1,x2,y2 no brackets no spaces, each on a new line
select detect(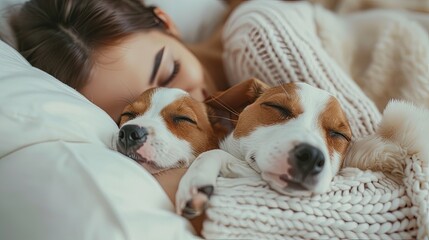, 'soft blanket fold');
204,165,417,239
